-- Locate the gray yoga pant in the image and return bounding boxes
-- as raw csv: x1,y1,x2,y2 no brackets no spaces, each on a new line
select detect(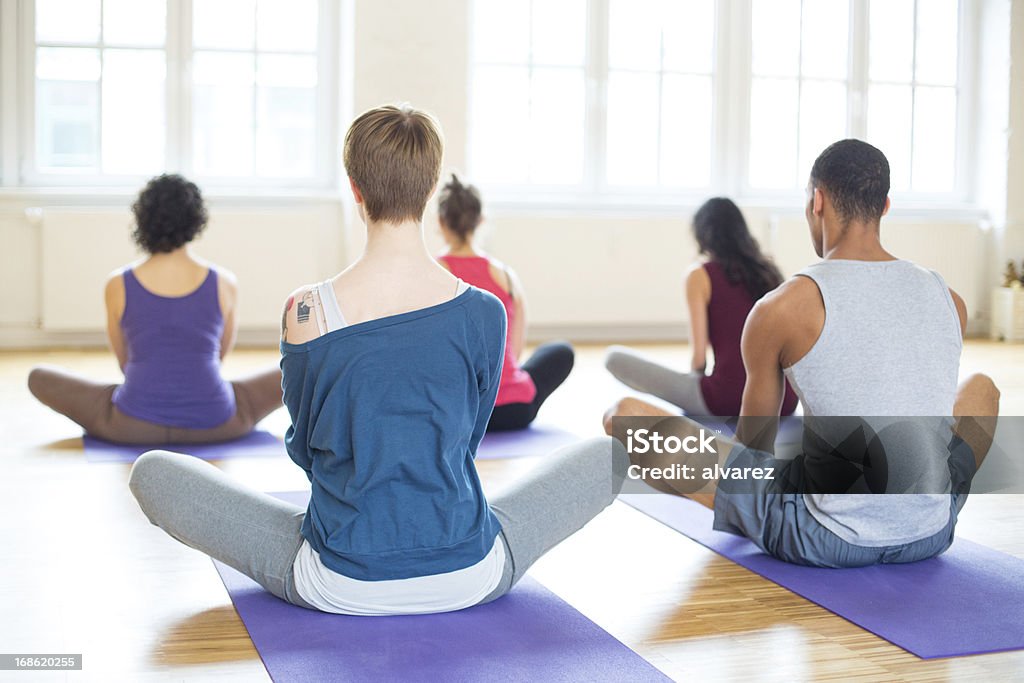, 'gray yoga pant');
604,345,712,415
27,364,283,445
128,436,627,611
